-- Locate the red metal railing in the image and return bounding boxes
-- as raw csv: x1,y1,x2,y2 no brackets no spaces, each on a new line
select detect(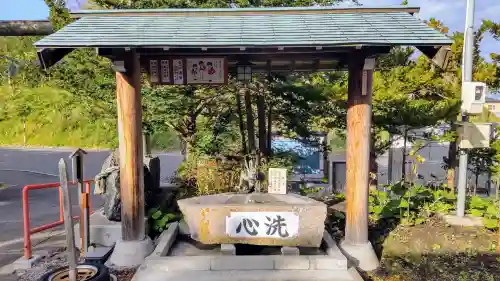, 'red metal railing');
22,180,94,259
